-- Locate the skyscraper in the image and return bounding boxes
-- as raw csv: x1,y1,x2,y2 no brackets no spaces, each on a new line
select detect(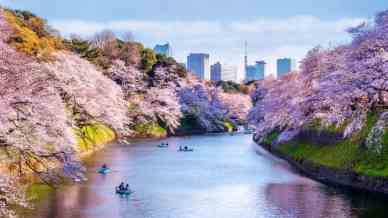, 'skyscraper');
153,43,173,57
211,62,239,82
244,41,248,75
210,62,222,81
277,58,296,77
187,53,210,80
245,61,266,82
